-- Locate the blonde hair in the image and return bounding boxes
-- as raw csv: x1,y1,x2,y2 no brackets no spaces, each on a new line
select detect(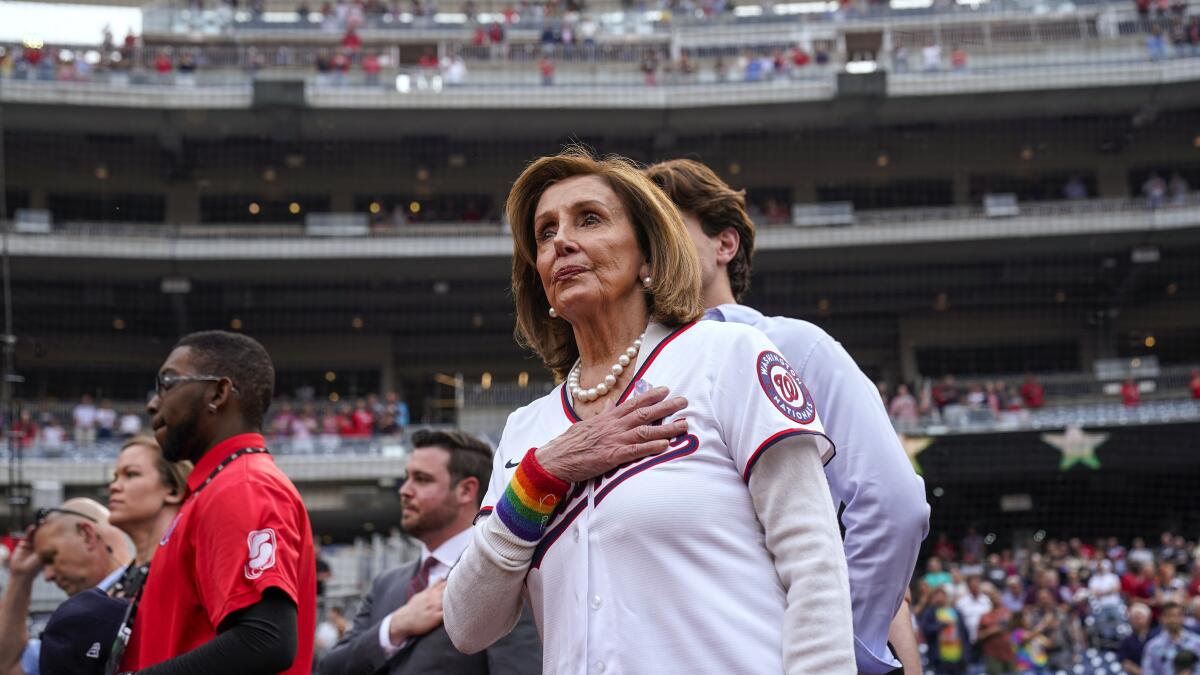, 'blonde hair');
507,146,704,378
120,436,193,496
